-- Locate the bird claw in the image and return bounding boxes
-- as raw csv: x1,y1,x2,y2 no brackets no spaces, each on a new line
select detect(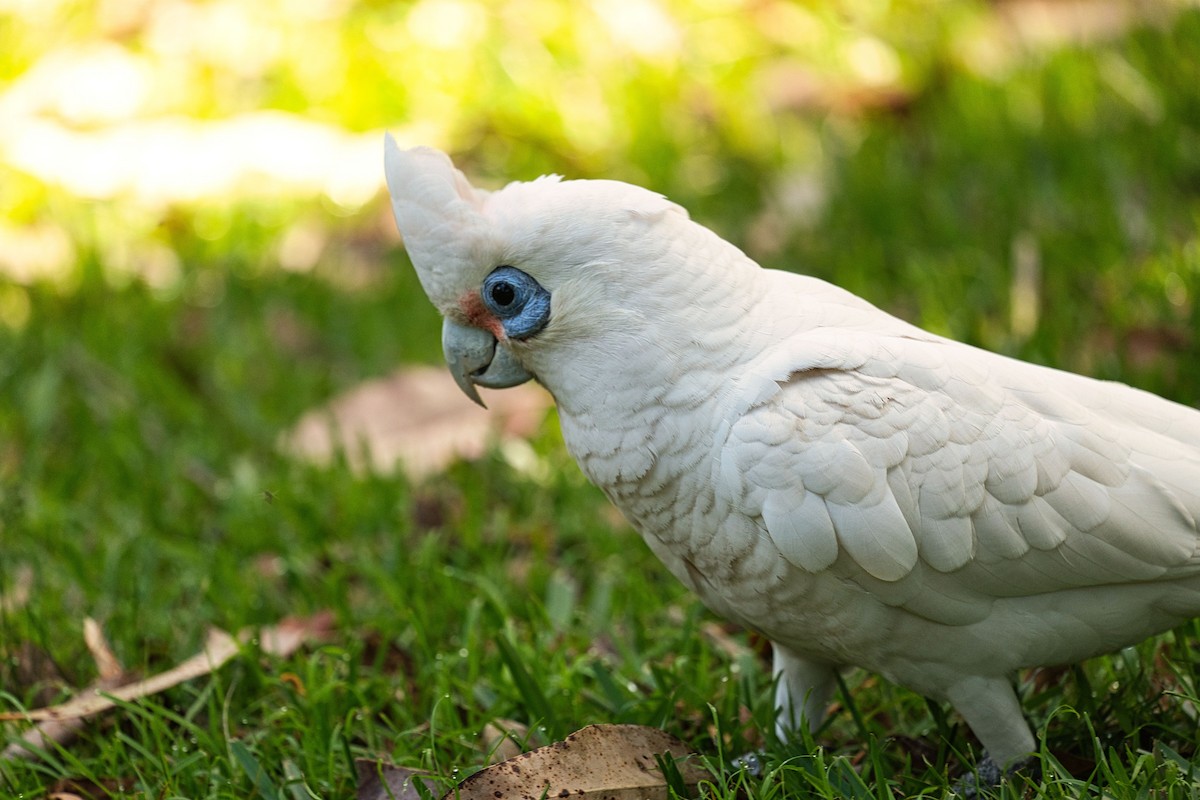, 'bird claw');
731,750,765,777
952,755,1035,797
